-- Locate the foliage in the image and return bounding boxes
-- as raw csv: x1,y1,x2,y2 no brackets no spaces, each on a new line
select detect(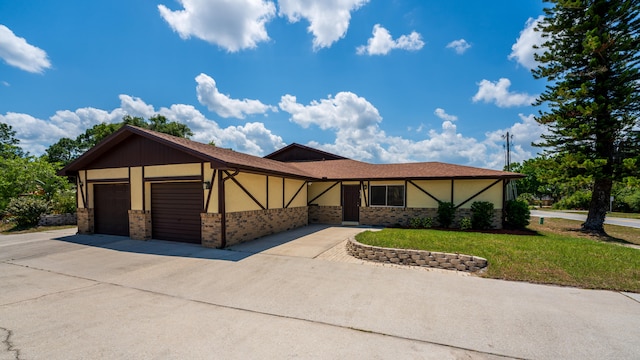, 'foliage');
470,201,495,230
0,156,70,213
4,196,50,227
553,190,592,210
504,200,531,229
45,115,193,165
0,122,25,158
459,217,472,230
436,202,456,228
409,217,433,229
50,188,77,214
533,0,640,233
